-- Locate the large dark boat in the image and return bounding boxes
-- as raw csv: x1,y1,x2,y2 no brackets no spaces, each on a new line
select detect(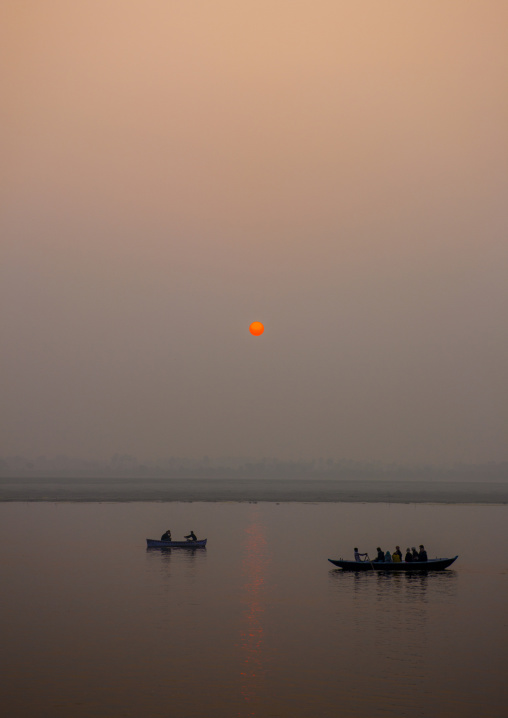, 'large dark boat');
328,556,458,571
